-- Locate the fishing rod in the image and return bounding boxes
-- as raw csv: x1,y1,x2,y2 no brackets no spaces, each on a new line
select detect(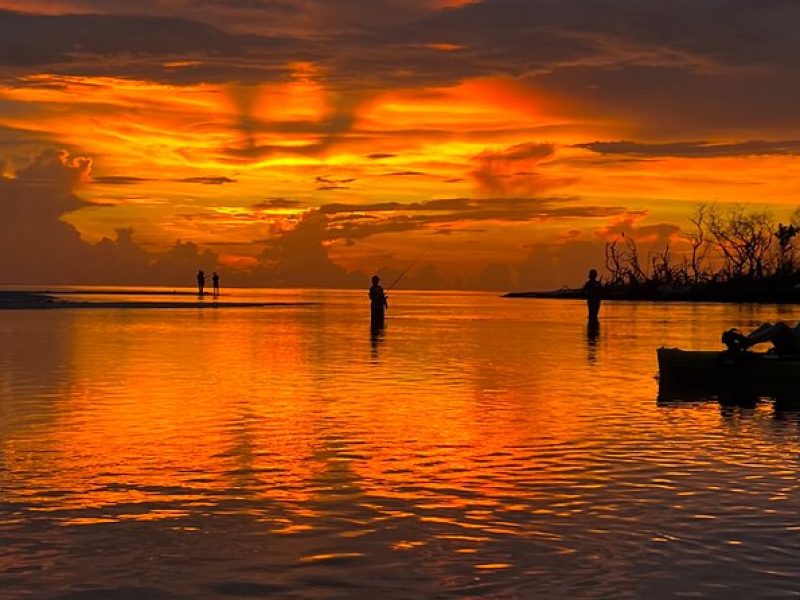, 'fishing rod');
386,247,428,291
